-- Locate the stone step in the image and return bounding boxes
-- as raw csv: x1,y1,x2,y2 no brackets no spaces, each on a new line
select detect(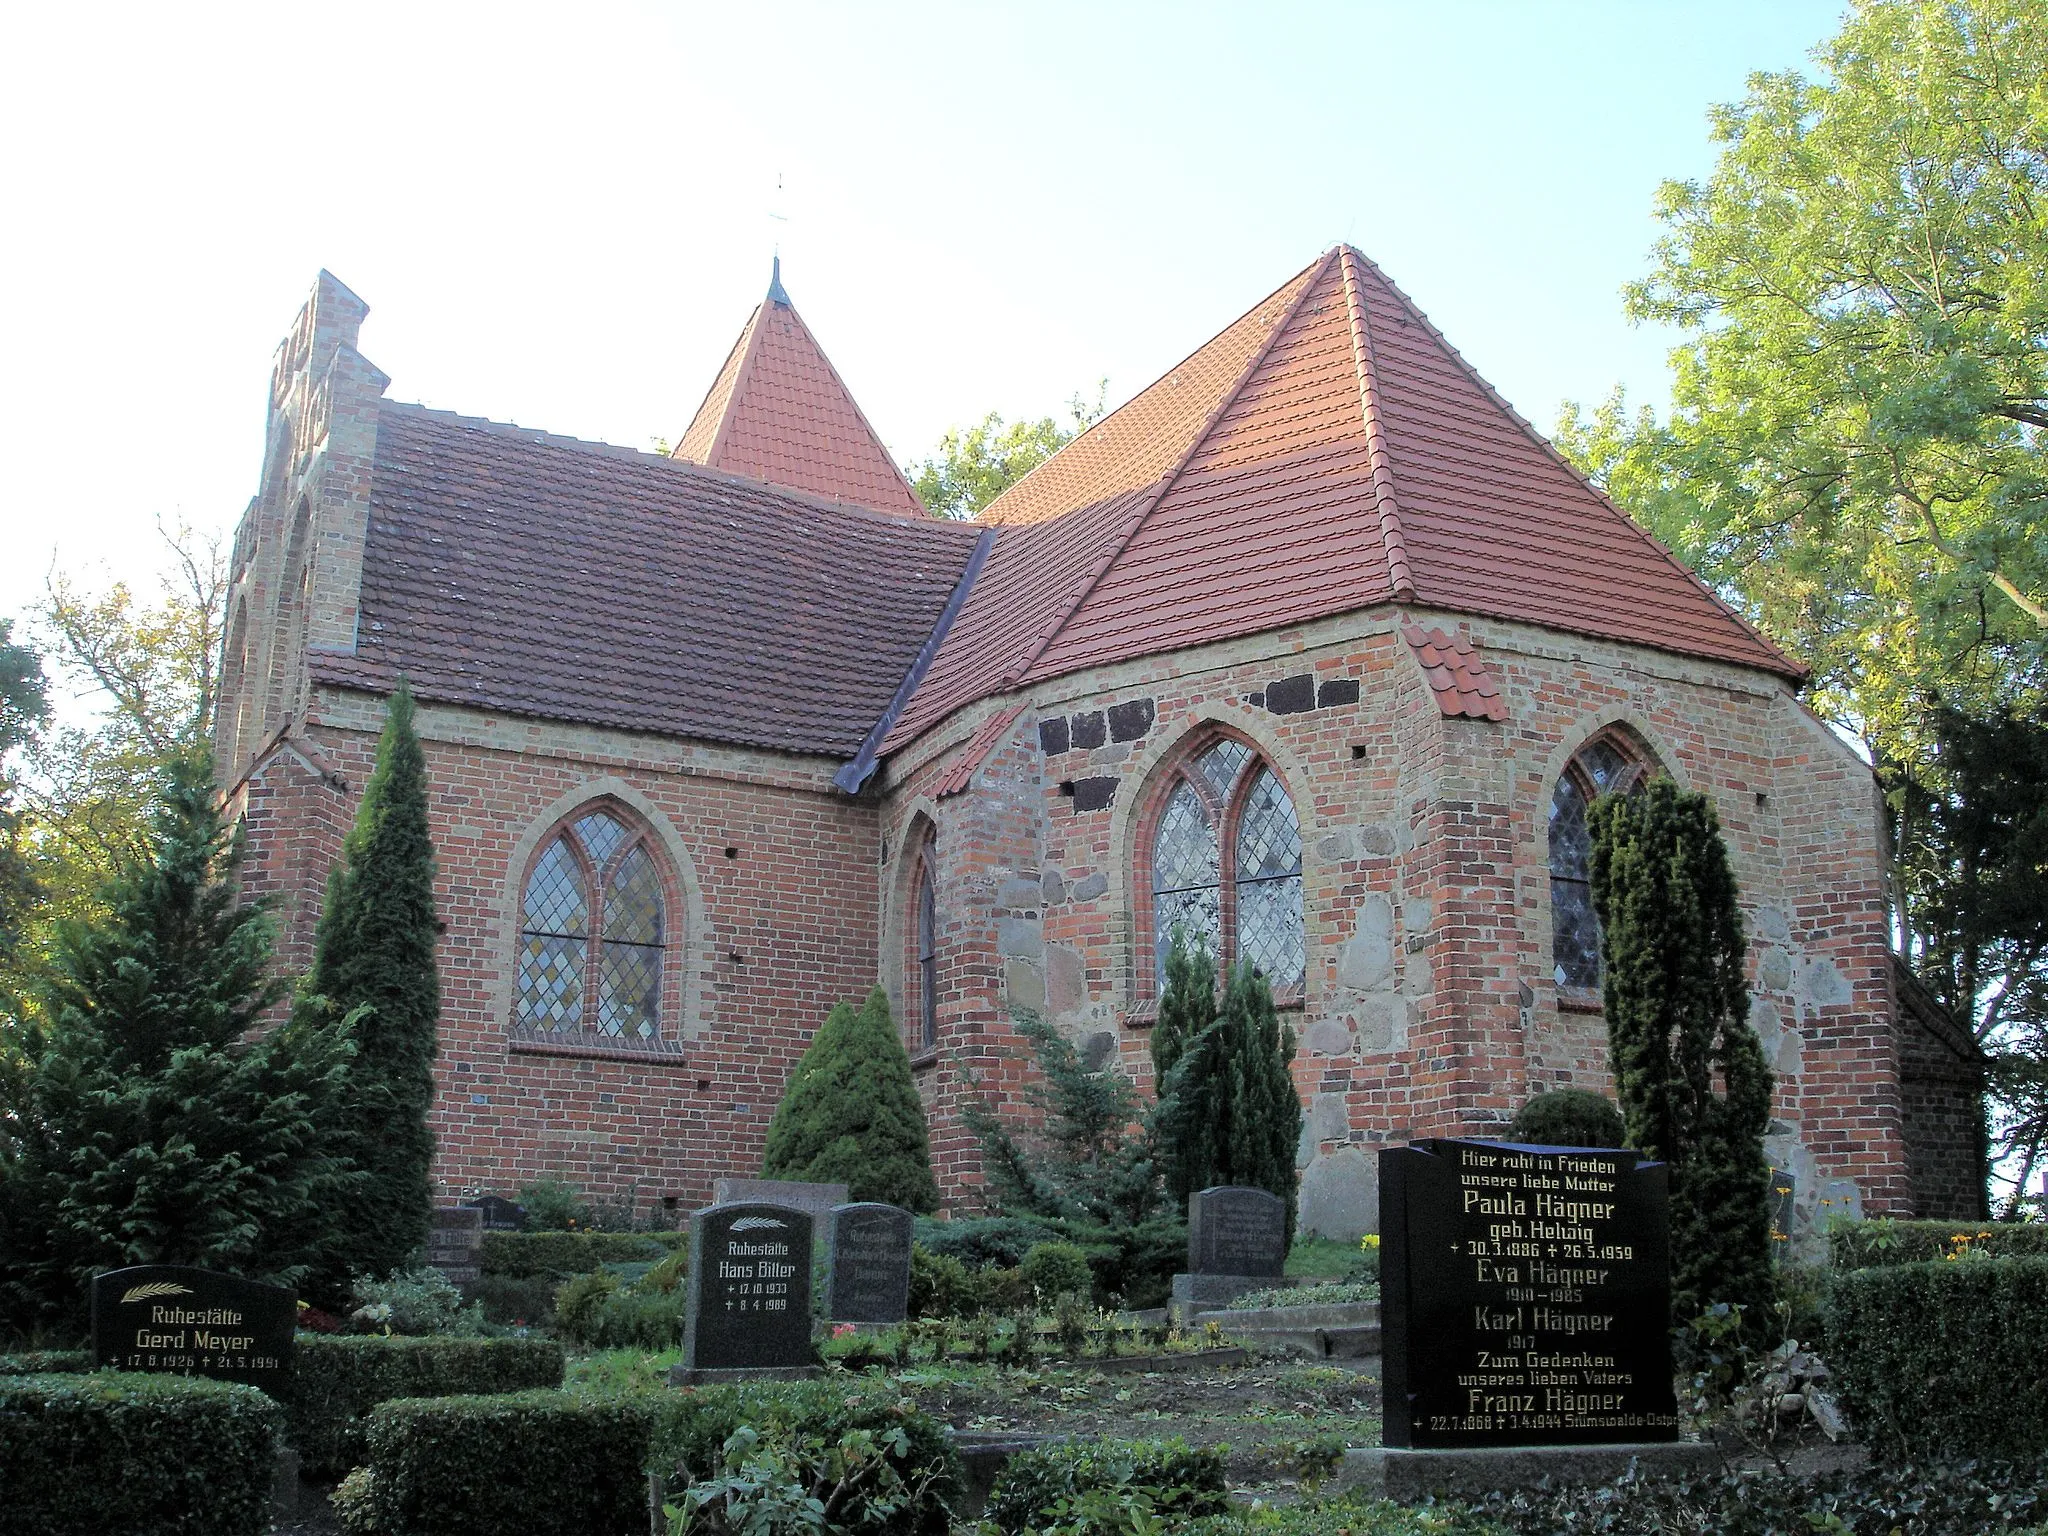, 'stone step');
1197,1301,1379,1330
1196,1306,1383,1360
